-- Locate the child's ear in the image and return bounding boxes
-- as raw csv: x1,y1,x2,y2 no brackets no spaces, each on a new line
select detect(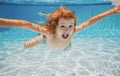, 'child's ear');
74,23,76,26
